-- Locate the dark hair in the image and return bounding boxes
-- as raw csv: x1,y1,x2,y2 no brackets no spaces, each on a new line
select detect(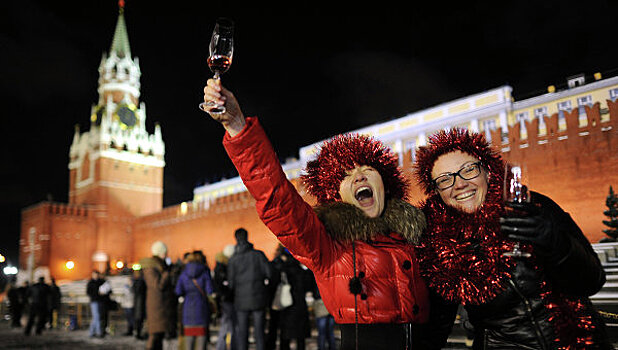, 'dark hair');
234,228,248,242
